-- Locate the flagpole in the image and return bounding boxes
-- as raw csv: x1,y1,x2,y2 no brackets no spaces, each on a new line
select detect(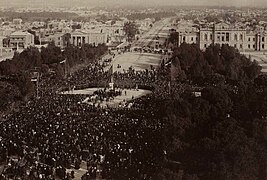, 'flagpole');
111,64,114,84
109,64,114,90
169,58,172,94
